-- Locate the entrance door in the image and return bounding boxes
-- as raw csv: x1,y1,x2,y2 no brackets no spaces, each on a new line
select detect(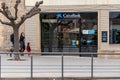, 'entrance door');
56,19,80,52
80,19,98,52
